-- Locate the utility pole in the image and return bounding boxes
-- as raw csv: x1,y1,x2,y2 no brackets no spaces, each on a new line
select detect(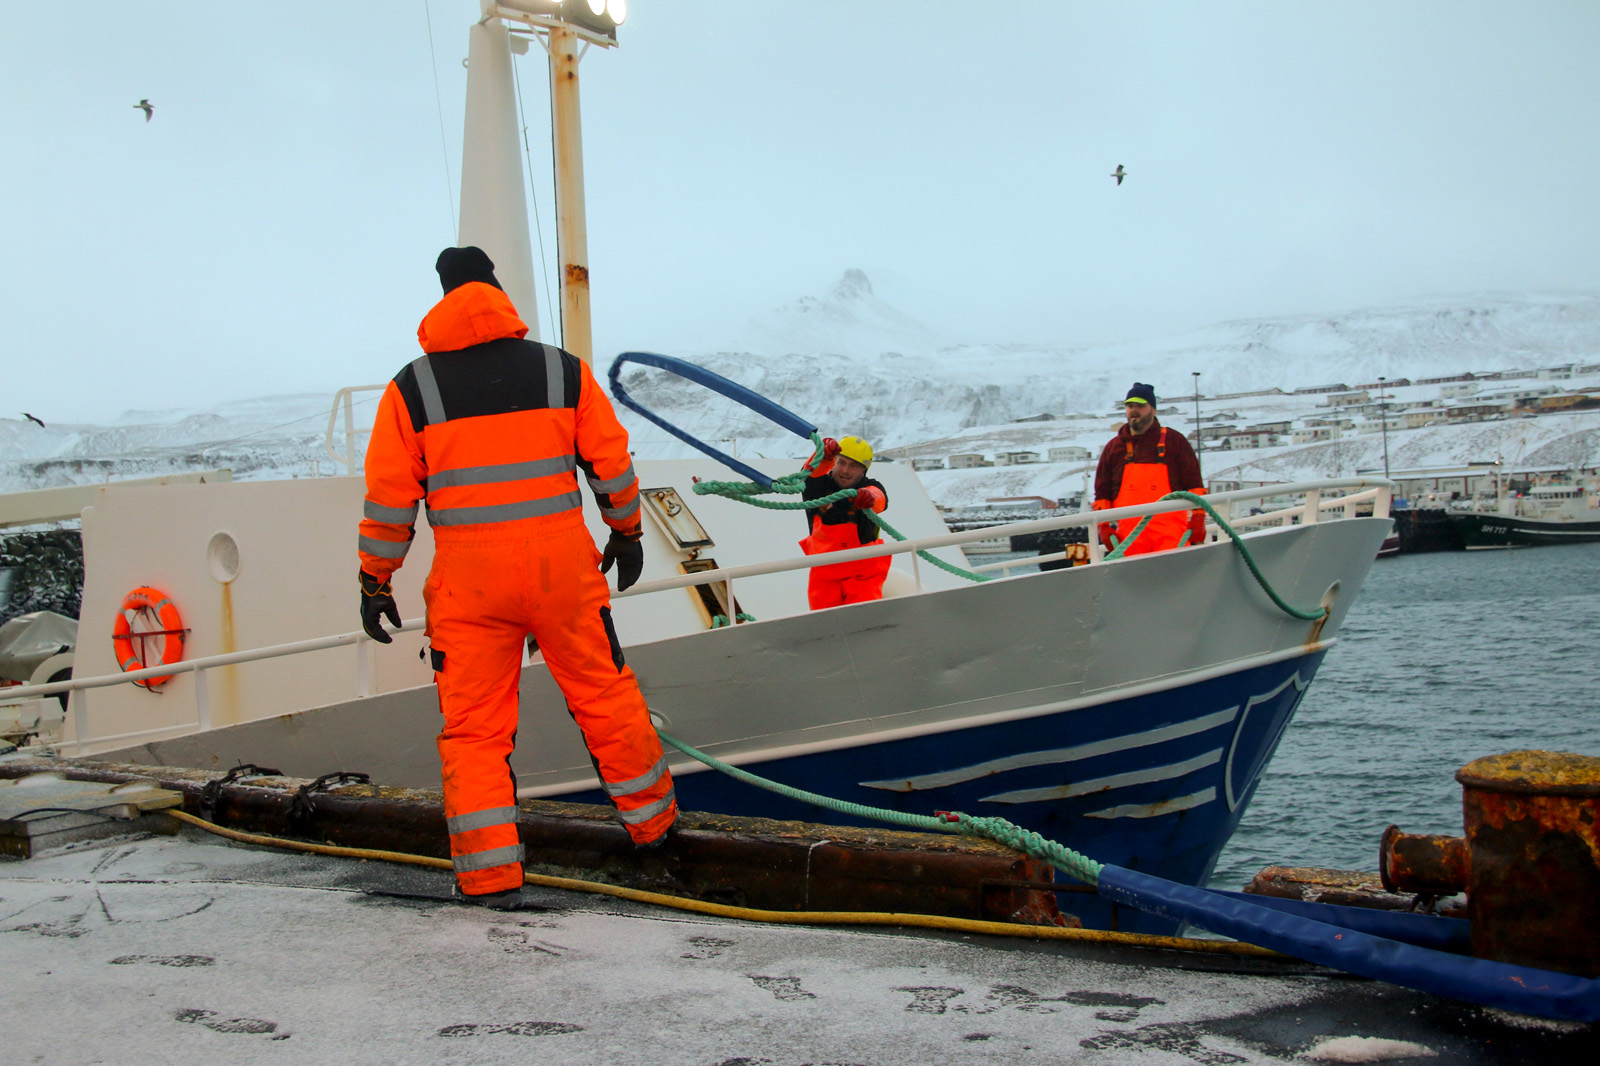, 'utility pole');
1378,376,1391,478
1191,371,1202,457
